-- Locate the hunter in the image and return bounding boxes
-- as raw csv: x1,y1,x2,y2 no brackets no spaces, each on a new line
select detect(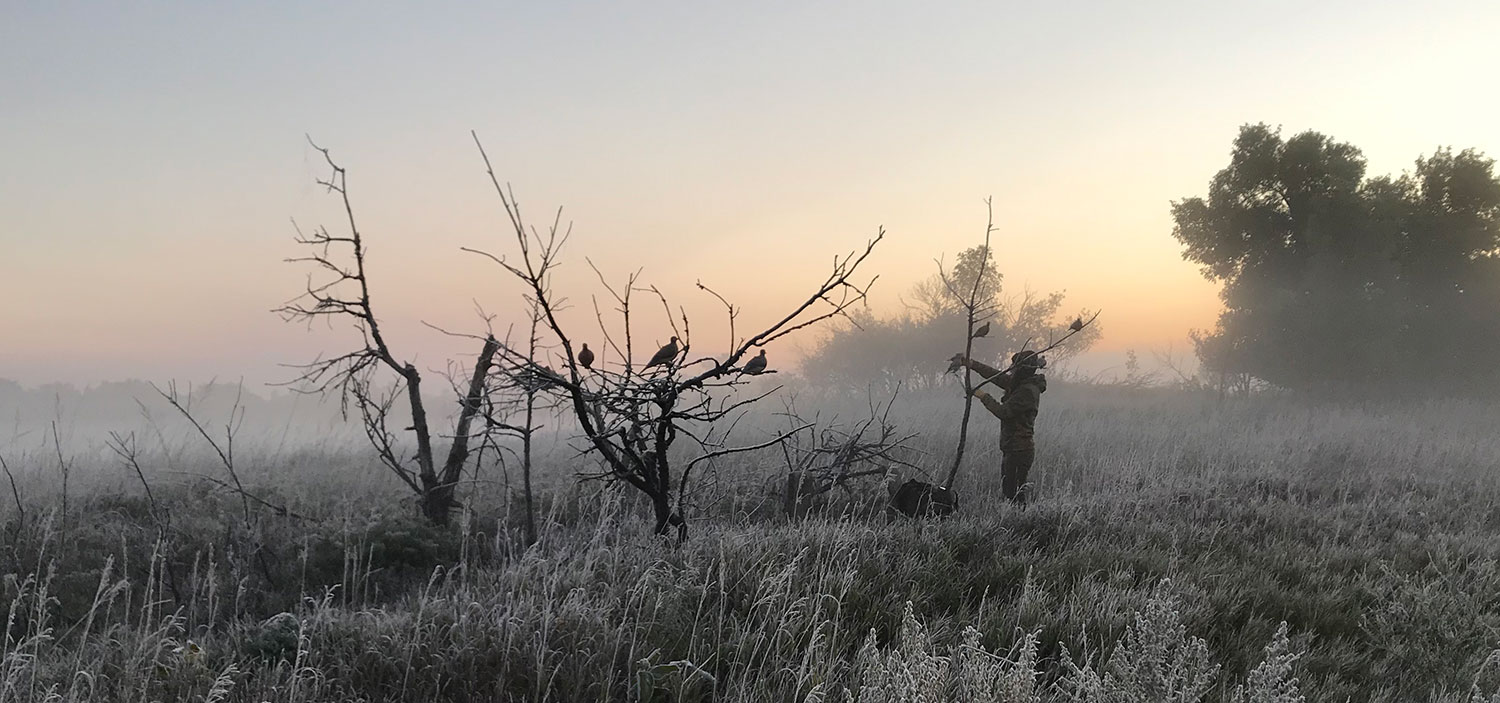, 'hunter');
950,351,1048,505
